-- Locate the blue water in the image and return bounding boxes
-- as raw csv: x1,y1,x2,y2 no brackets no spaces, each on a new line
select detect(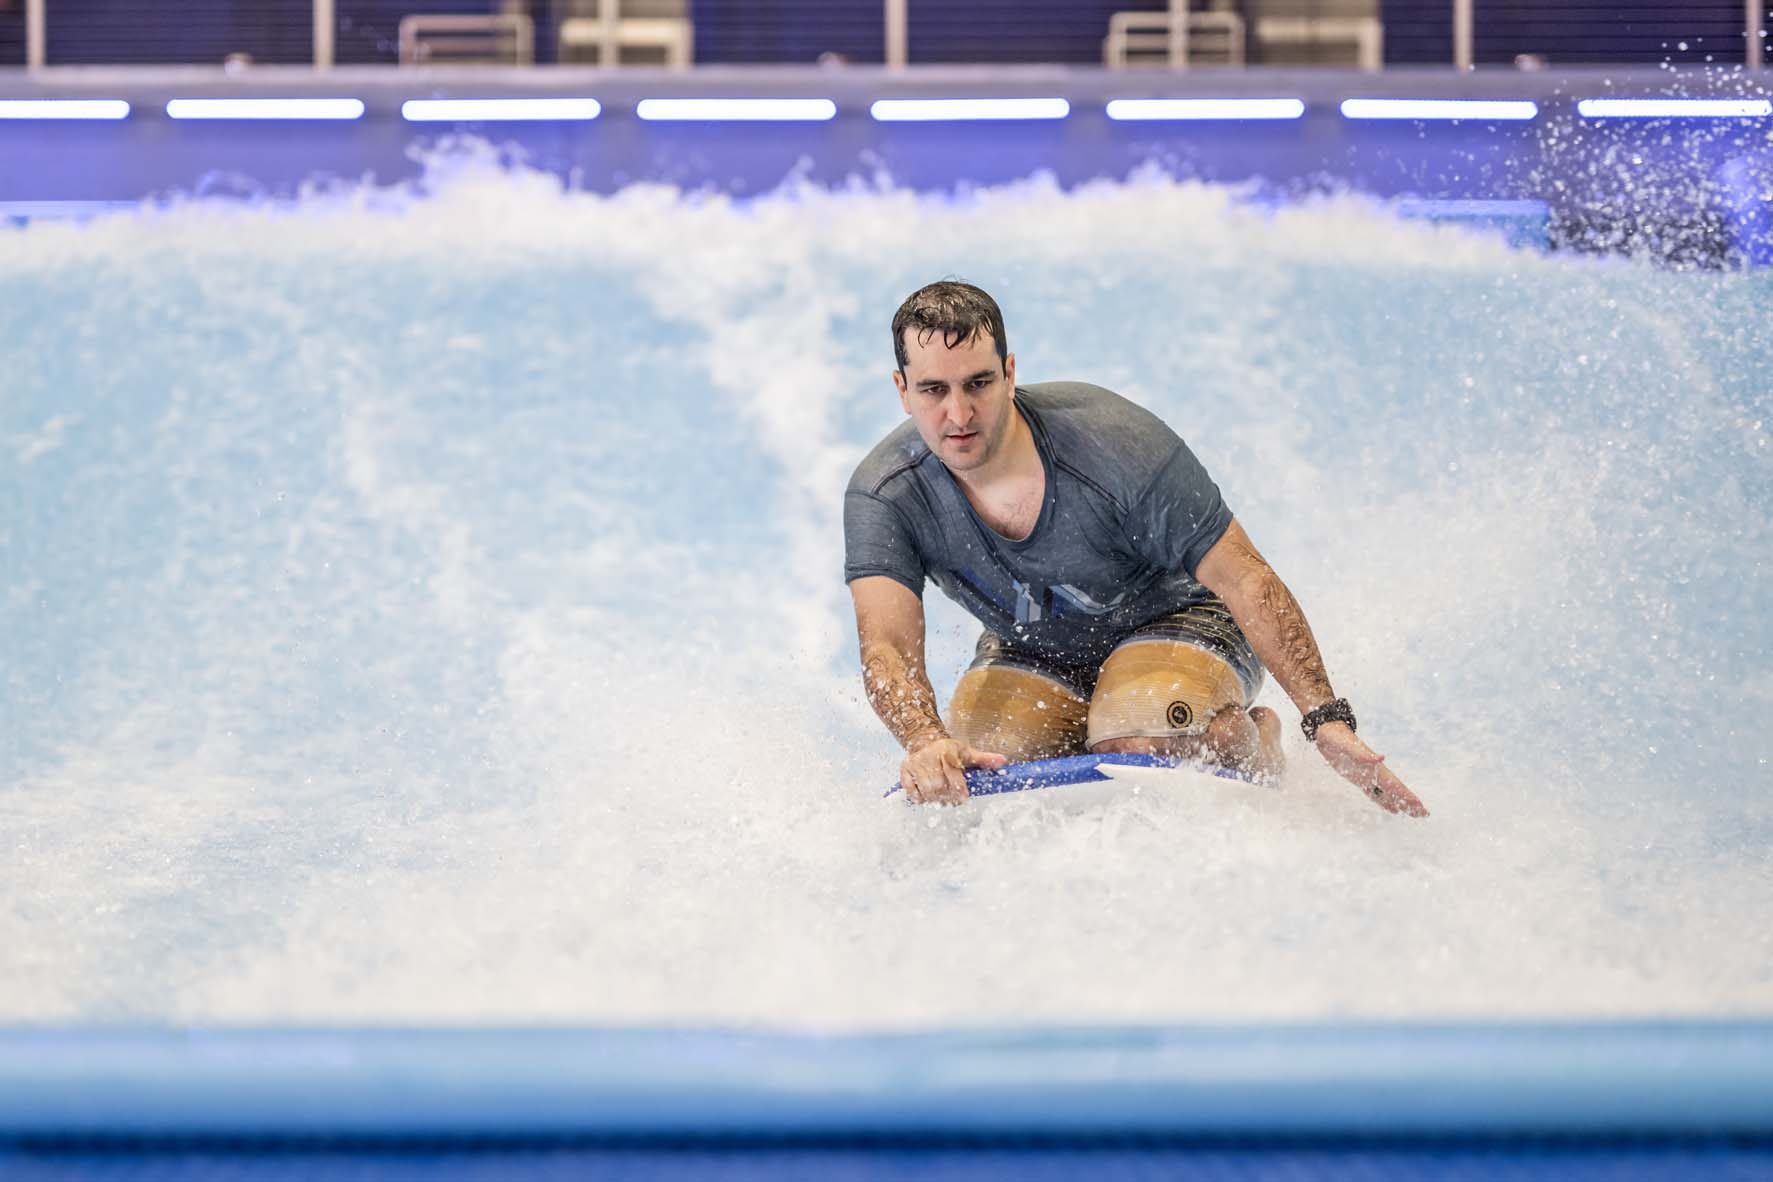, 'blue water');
1,158,1769,1025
